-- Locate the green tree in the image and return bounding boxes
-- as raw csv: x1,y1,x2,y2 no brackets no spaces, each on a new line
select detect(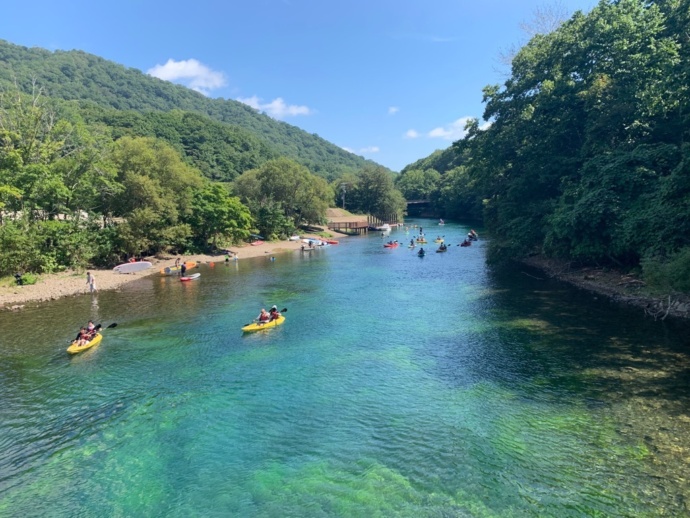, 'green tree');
395,168,440,201
233,157,333,237
347,165,406,219
108,136,203,254
187,183,253,247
